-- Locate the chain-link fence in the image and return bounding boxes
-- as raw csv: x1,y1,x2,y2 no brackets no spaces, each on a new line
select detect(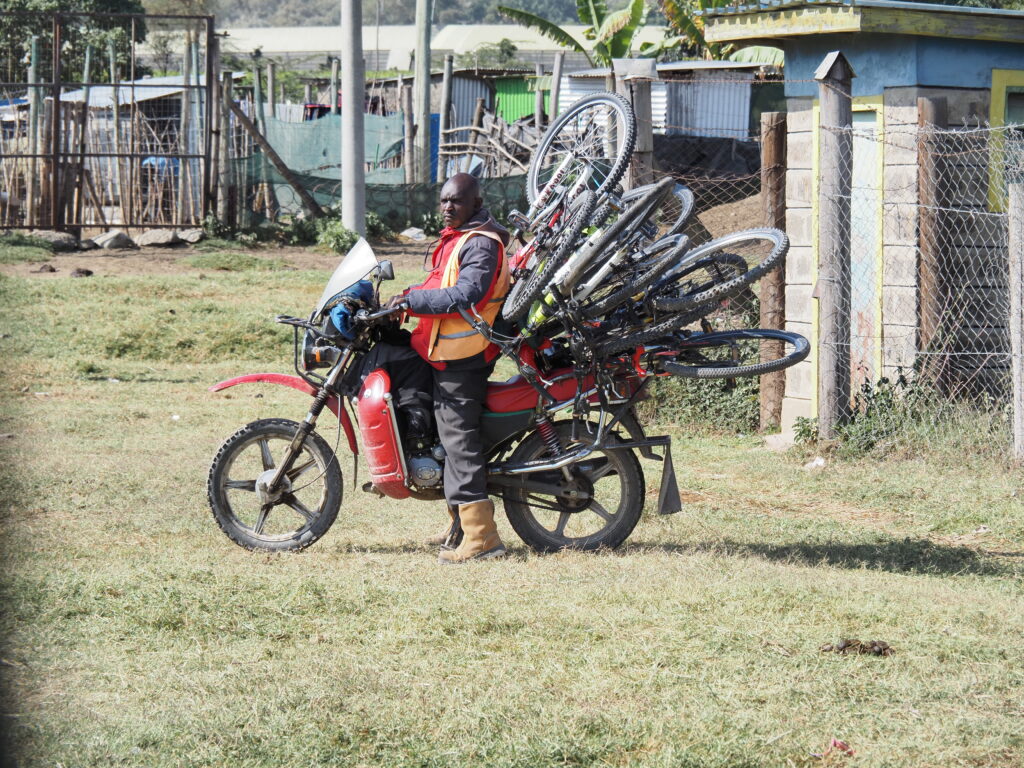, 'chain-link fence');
815,117,1023,458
